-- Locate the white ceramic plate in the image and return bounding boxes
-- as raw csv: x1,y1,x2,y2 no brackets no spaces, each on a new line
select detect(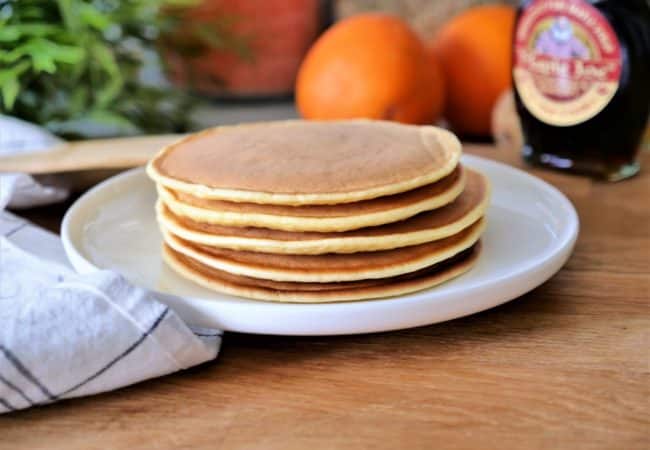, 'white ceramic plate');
62,155,578,335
